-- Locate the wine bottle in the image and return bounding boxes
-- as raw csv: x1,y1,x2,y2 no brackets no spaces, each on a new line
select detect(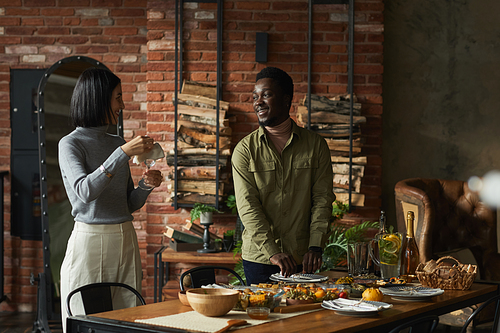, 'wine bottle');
400,211,420,282
372,211,387,276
